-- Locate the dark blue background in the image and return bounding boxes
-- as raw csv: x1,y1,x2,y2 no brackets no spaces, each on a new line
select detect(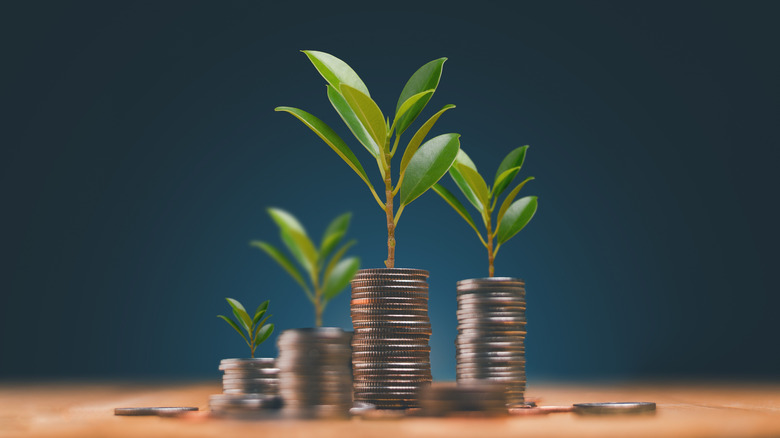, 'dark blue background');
2,1,778,381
